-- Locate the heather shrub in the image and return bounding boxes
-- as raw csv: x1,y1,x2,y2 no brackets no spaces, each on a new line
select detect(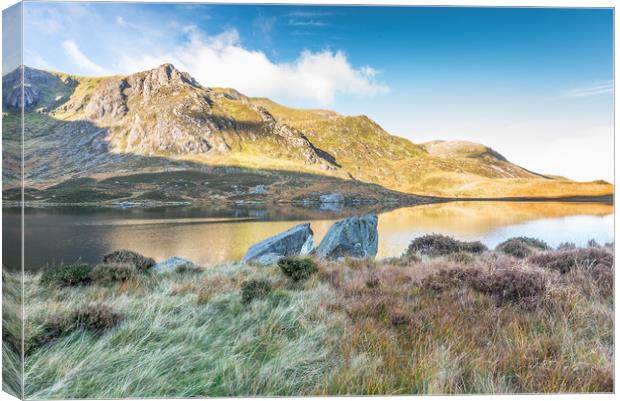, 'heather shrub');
406,234,487,257
241,279,272,304
40,263,93,286
421,268,483,293
175,264,202,274
89,263,136,284
278,257,318,282
449,251,475,264
496,239,533,258
70,304,124,332
28,304,123,354
512,237,550,250
102,249,155,272
422,267,546,305
471,269,546,305
529,247,613,274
